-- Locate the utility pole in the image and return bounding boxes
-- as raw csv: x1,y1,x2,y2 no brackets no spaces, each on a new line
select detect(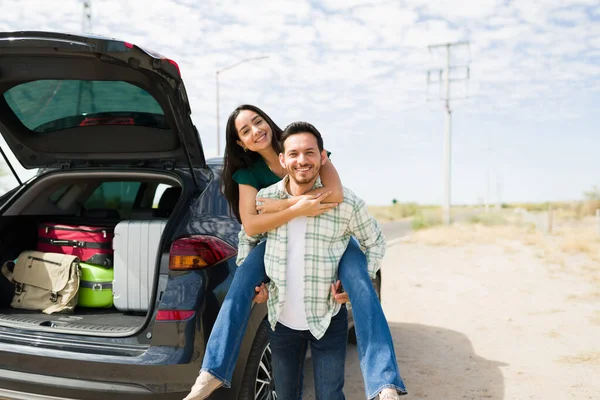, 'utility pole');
427,41,470,225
